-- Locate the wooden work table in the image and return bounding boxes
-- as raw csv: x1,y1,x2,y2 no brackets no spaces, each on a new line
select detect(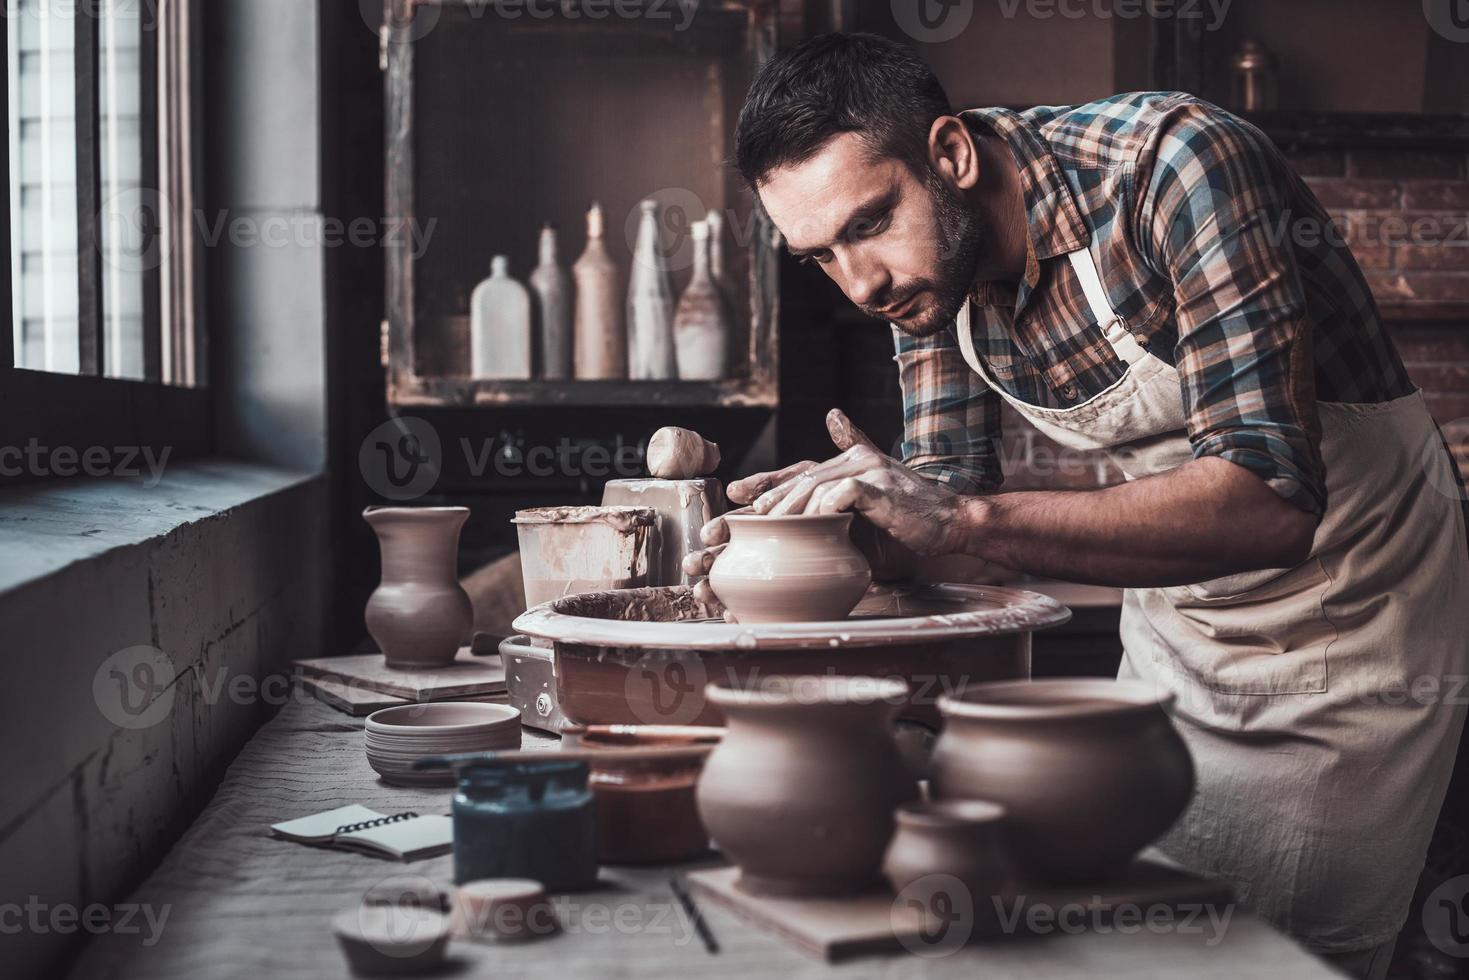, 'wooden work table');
67,696,1340,979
